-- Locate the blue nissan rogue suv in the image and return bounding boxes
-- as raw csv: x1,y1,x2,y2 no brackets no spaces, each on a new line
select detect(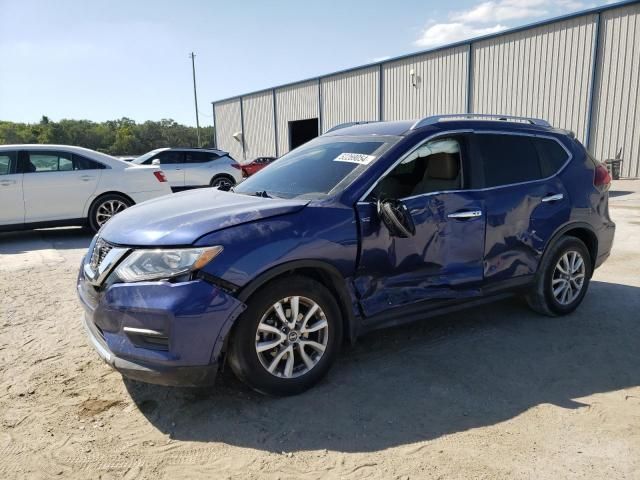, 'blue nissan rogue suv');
77,114,615,396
